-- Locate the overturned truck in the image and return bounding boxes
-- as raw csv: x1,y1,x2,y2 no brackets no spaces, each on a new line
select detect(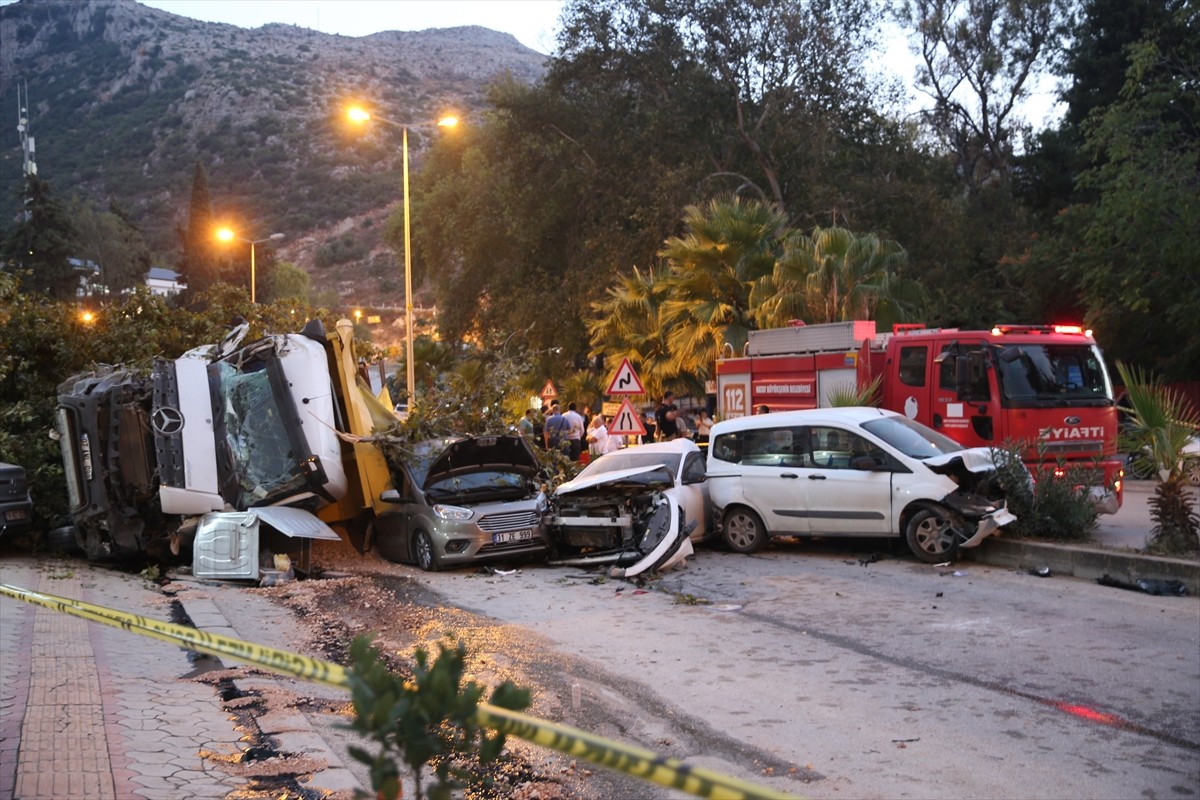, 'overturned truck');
53,319,395,571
